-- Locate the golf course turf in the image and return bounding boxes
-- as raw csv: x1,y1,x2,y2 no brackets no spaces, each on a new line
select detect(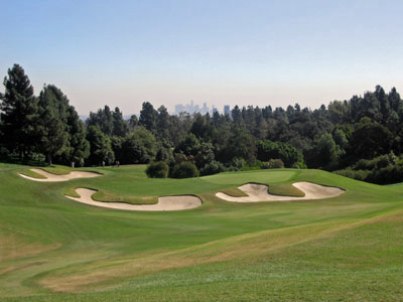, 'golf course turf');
1,163,403,301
